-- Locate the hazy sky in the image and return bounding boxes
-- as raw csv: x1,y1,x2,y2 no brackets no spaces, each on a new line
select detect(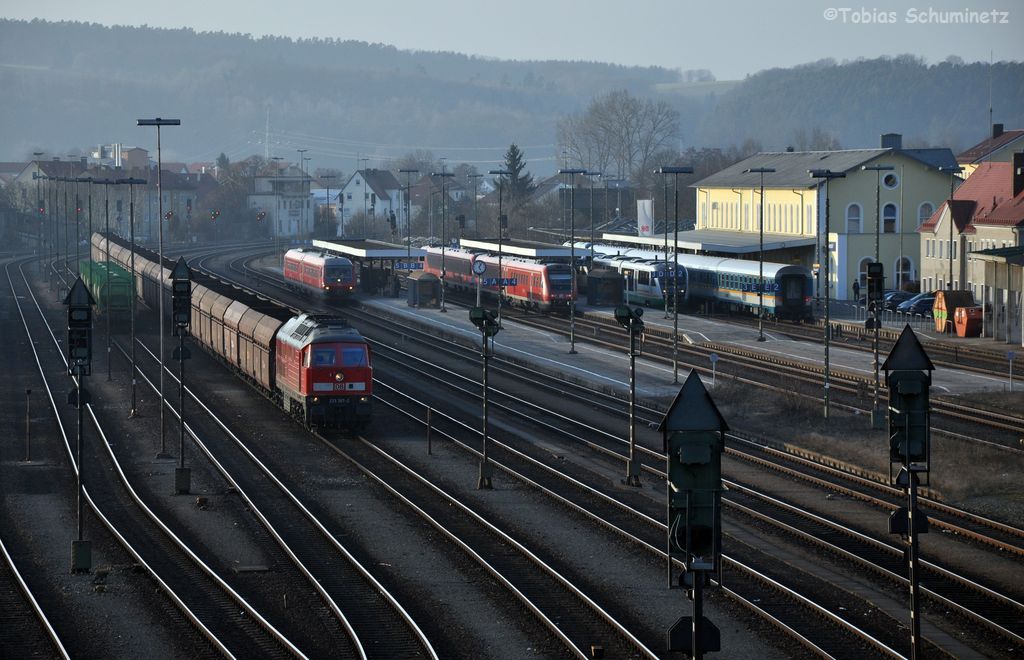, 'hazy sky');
4,0,1022,79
